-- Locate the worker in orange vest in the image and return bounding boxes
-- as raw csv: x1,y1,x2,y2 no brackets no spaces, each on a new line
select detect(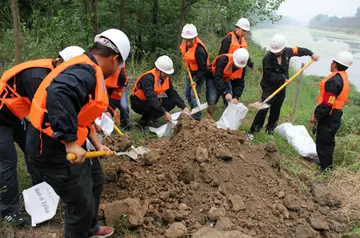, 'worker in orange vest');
26,29,130,238
131,55,190,130
180,24,209,120
218,18,256,98
310,51,353,174
105,66,131,130
207,48,249,117
0,46,84,226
